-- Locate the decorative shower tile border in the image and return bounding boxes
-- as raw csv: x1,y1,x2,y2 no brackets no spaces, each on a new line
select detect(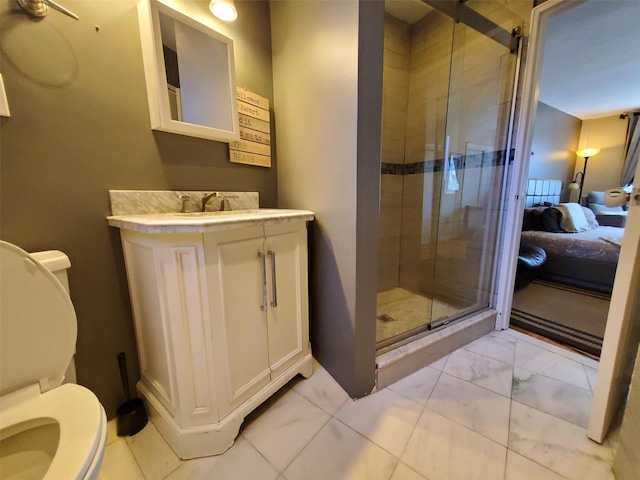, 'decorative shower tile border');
381,149,511,176
109,190,260,215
